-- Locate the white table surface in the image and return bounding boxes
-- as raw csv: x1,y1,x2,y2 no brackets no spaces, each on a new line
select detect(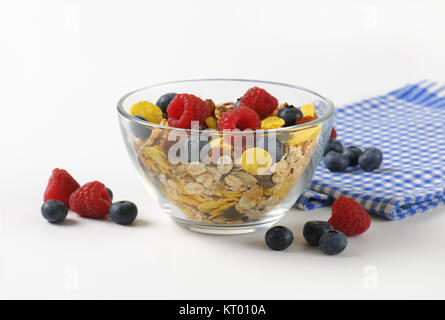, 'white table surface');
1,0,445,299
